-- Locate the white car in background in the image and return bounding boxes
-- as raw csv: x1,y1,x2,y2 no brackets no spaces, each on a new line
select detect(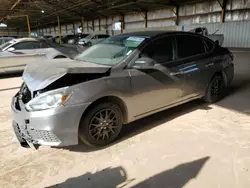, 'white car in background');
0,38,78,74
78,34,110,46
